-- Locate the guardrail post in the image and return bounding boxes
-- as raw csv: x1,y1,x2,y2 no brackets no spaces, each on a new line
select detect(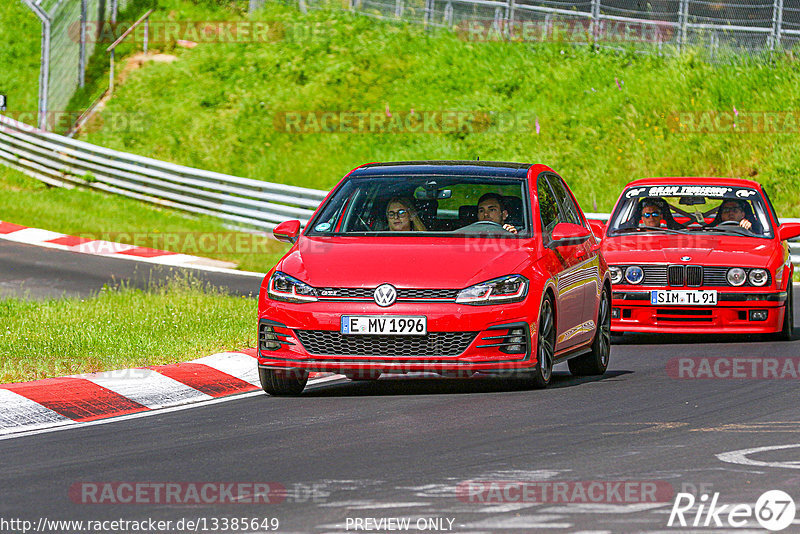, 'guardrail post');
506,0,515,39
424,0,432,26
109,50,115,94
395,0,403,19
771,0,784,50
143,16,149,55
591,0,600,43
678,0,689,52
79,0,87,88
